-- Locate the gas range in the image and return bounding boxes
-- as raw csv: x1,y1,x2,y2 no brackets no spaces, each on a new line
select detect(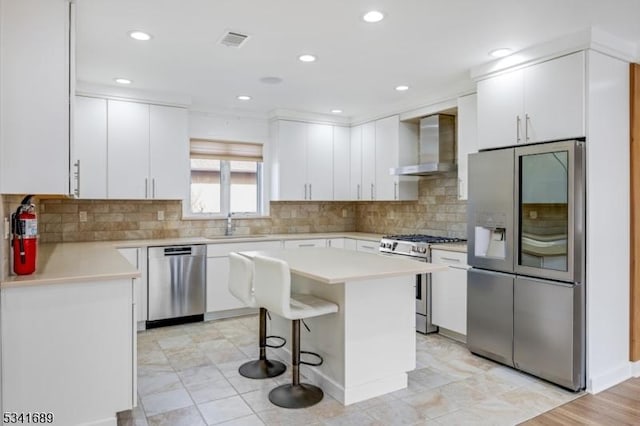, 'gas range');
379,234,466,260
